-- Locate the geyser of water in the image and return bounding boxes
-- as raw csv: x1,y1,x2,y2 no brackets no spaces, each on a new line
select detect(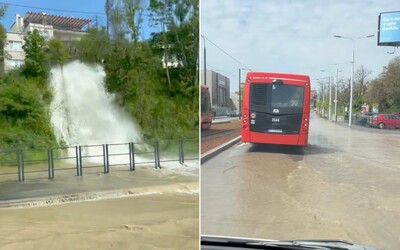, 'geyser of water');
50,61,142,146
